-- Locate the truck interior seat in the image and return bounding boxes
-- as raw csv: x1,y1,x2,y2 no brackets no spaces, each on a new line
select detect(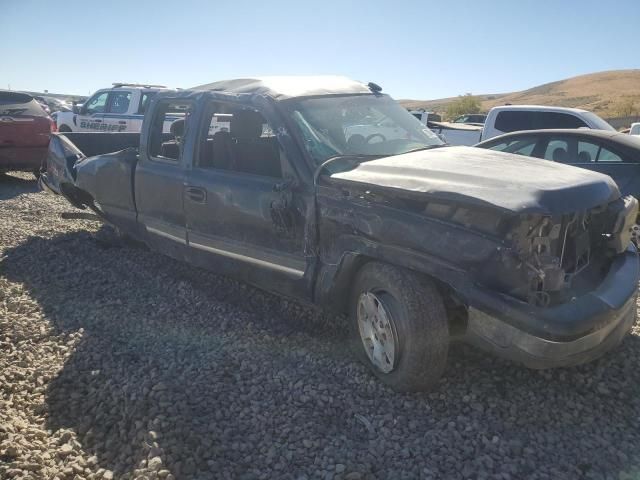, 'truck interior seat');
229,110,282,178
160,119,186,160
197,111,282,178
211,131,234,169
